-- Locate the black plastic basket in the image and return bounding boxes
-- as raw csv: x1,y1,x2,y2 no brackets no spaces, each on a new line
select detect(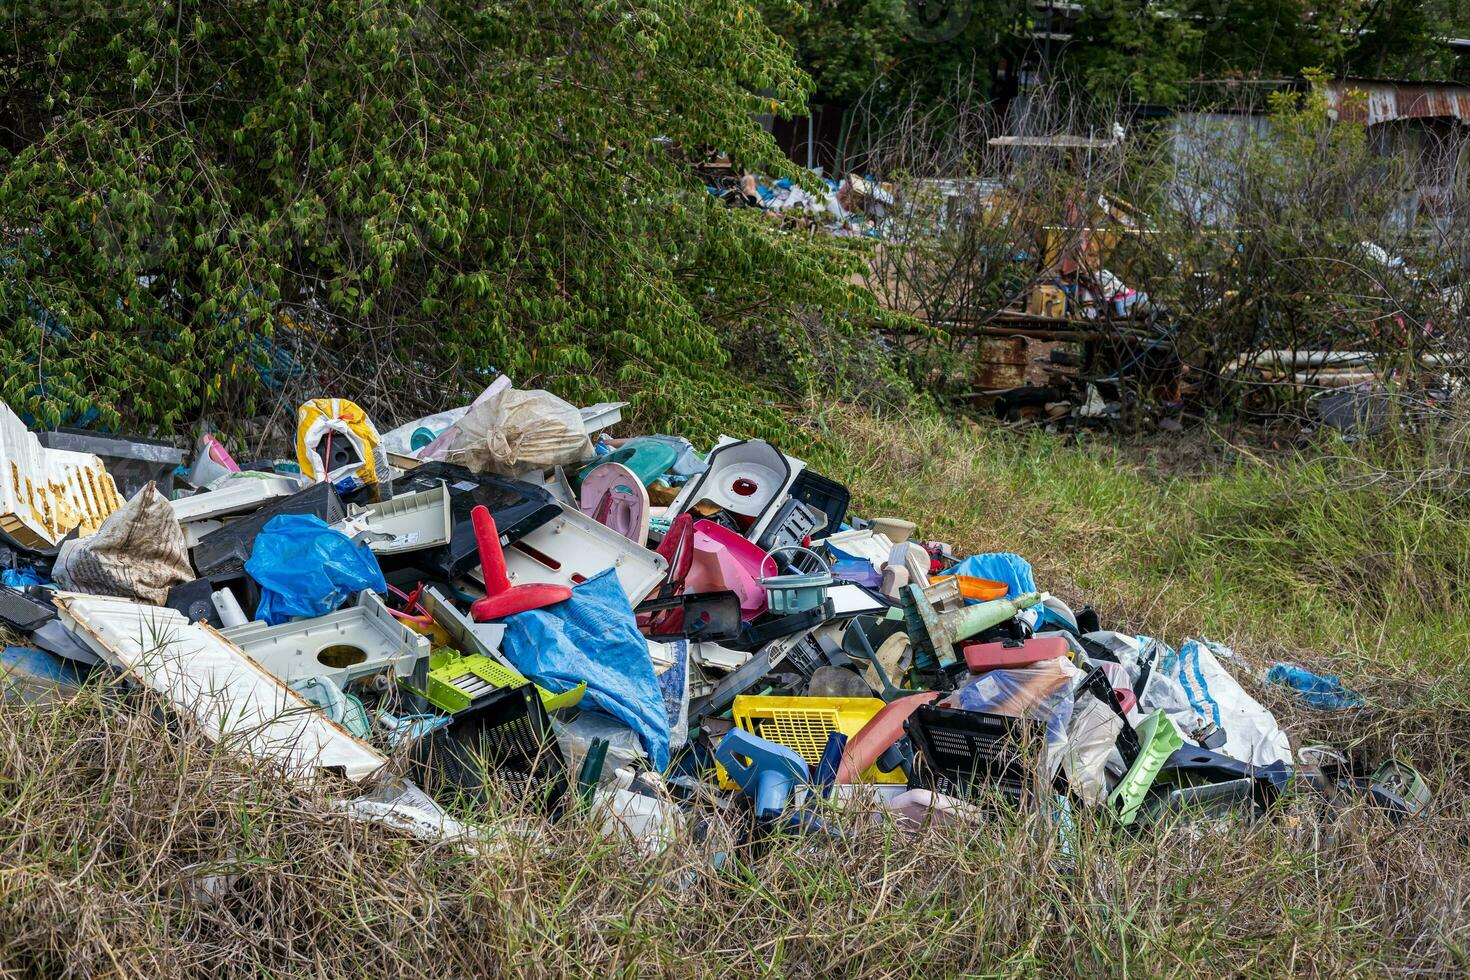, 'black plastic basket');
904,703,1050,801
410,682,568,813
788,470,850,535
